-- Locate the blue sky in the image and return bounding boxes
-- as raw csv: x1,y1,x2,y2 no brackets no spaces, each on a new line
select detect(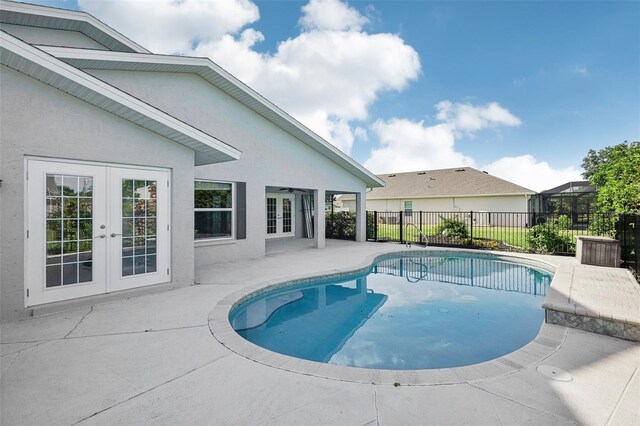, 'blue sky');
21,0,640,191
